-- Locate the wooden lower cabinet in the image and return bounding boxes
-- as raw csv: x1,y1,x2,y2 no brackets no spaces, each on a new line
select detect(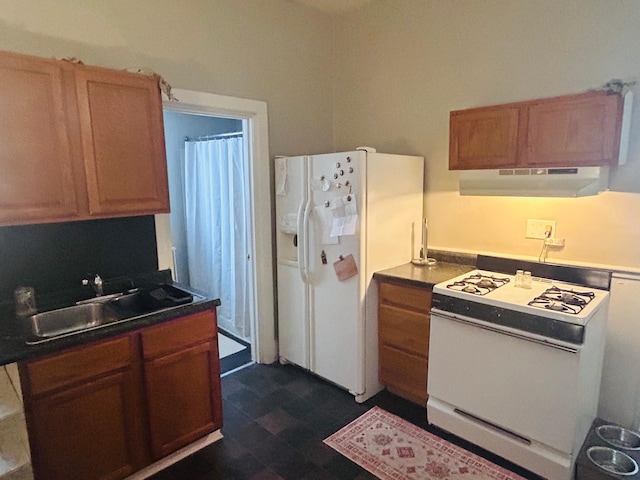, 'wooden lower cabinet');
379,345,428,403
19,309,221,480
28,368,147,480
378,280,432,406
143,312,222,459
